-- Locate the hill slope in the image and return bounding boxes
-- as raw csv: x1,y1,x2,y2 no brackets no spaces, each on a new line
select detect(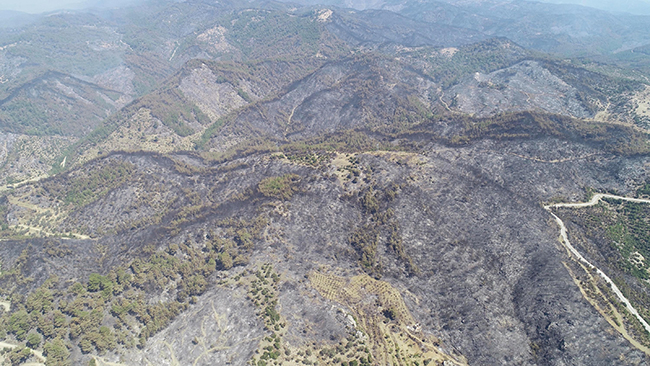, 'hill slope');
2,117,650,364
